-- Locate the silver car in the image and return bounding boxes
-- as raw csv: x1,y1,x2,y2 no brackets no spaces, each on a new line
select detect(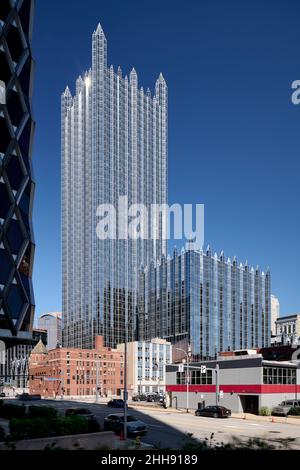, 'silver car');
104,413,148,436
272,400,300,416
